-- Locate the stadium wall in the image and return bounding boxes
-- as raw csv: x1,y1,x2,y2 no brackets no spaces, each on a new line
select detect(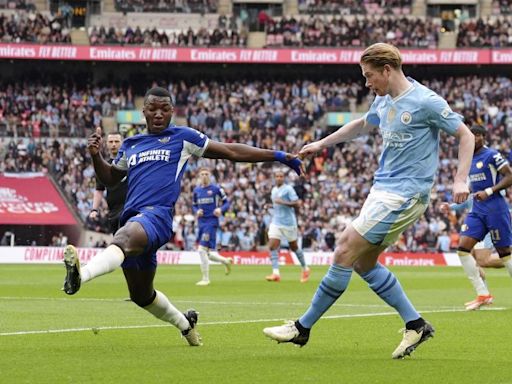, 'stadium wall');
0,246,462,267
